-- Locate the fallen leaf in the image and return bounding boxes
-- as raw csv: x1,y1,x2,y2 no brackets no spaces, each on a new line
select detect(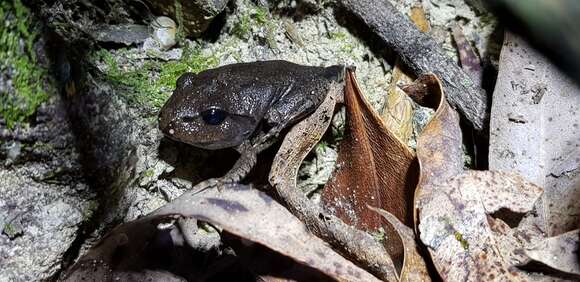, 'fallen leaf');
369,206,431,282
380,4,430,144
381,77,415,144
451,24,483,88
523,229,580,277
65,185,380,282
321,70,418,268
489,32,580,235
62,215,192,281
410,74,547,281
409,5,431,33
323,70,418,229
